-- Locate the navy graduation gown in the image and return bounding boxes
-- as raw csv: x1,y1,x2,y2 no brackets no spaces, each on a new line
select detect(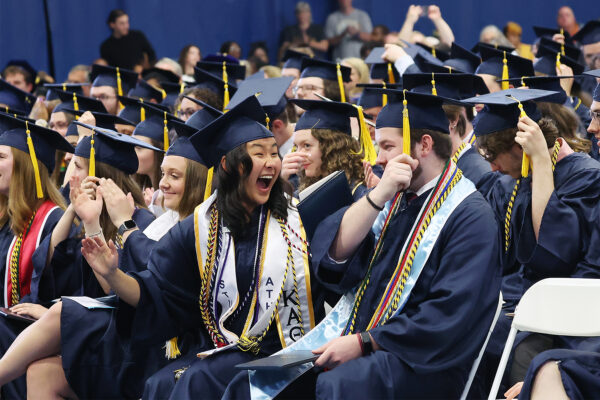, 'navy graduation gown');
118,209,327,400
305,188,501,398
456,146,491,186
563,97,599,161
